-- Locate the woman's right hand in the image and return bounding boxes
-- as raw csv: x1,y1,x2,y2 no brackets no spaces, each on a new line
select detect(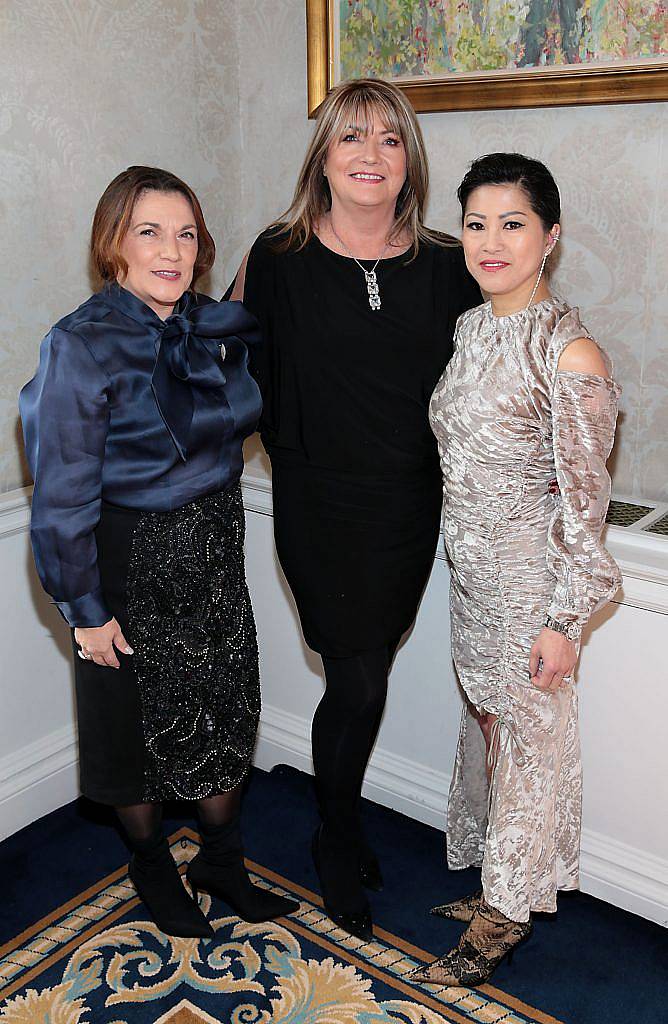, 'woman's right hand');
528,627,577,692
74,618,133,669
